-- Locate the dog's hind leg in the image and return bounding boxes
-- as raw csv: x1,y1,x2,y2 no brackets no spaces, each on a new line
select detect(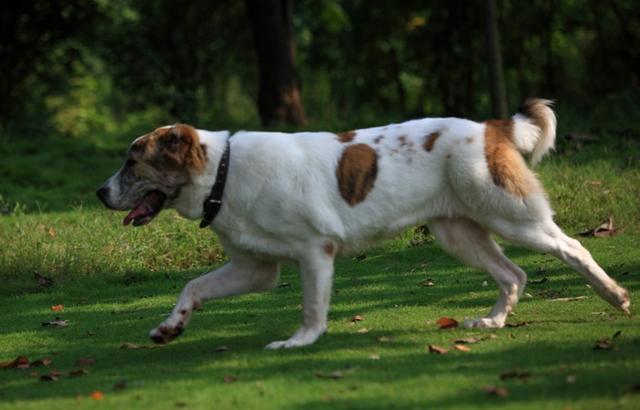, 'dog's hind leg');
149,254,280,344
486,216,630,314
428,217,528,328
265,242,336,349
